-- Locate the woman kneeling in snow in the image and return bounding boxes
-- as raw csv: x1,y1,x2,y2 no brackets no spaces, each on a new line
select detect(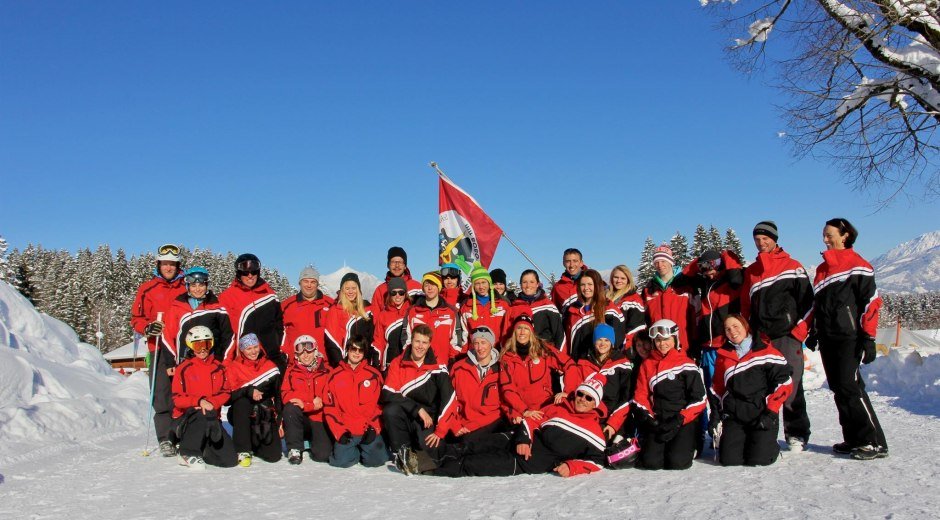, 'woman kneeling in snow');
224,333,282,467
